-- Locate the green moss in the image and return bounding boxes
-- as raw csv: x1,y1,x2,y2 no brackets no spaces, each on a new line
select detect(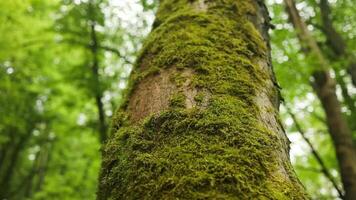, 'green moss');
98,0,308,199
100,96,306,199
194,91,205,104
109,109,128,135
126,0,270,103
169,93,186,108
169,72,187,87
131,66,161,89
